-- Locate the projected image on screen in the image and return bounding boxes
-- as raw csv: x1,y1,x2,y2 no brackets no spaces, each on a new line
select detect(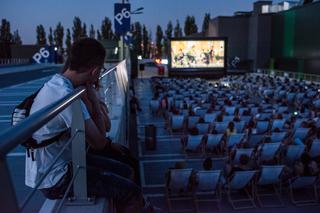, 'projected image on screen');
171,40,225,69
